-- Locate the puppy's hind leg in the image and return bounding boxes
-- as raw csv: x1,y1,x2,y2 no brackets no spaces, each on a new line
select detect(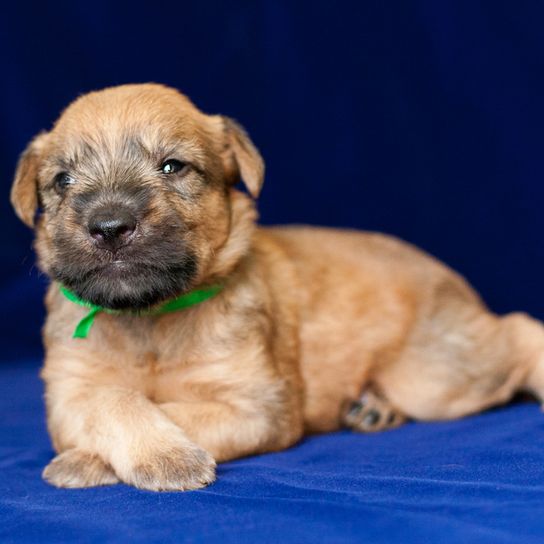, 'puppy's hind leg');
373,310,544,422
341,387,407,432
513,313,544,403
